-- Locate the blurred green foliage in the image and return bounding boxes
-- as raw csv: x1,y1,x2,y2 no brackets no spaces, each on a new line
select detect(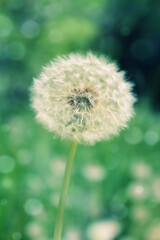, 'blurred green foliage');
1,105,160,240
0,0,160,240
